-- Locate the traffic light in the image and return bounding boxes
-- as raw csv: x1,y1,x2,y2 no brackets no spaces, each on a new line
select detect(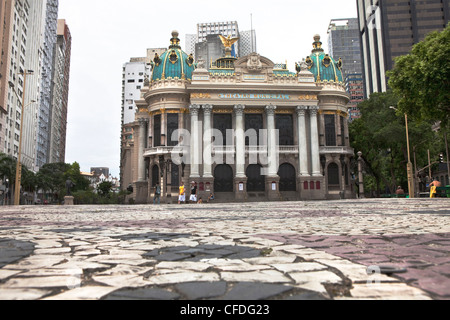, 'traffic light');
439,153,444,163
